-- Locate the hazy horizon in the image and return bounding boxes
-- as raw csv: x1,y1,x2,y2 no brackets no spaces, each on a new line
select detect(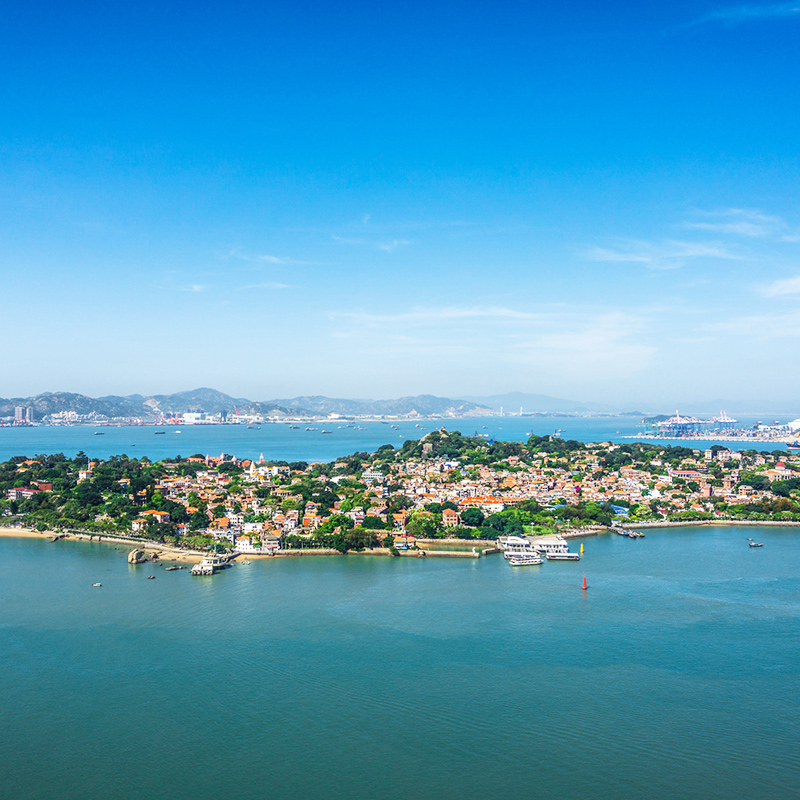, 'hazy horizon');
3,384,800,417
3,1,799,408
